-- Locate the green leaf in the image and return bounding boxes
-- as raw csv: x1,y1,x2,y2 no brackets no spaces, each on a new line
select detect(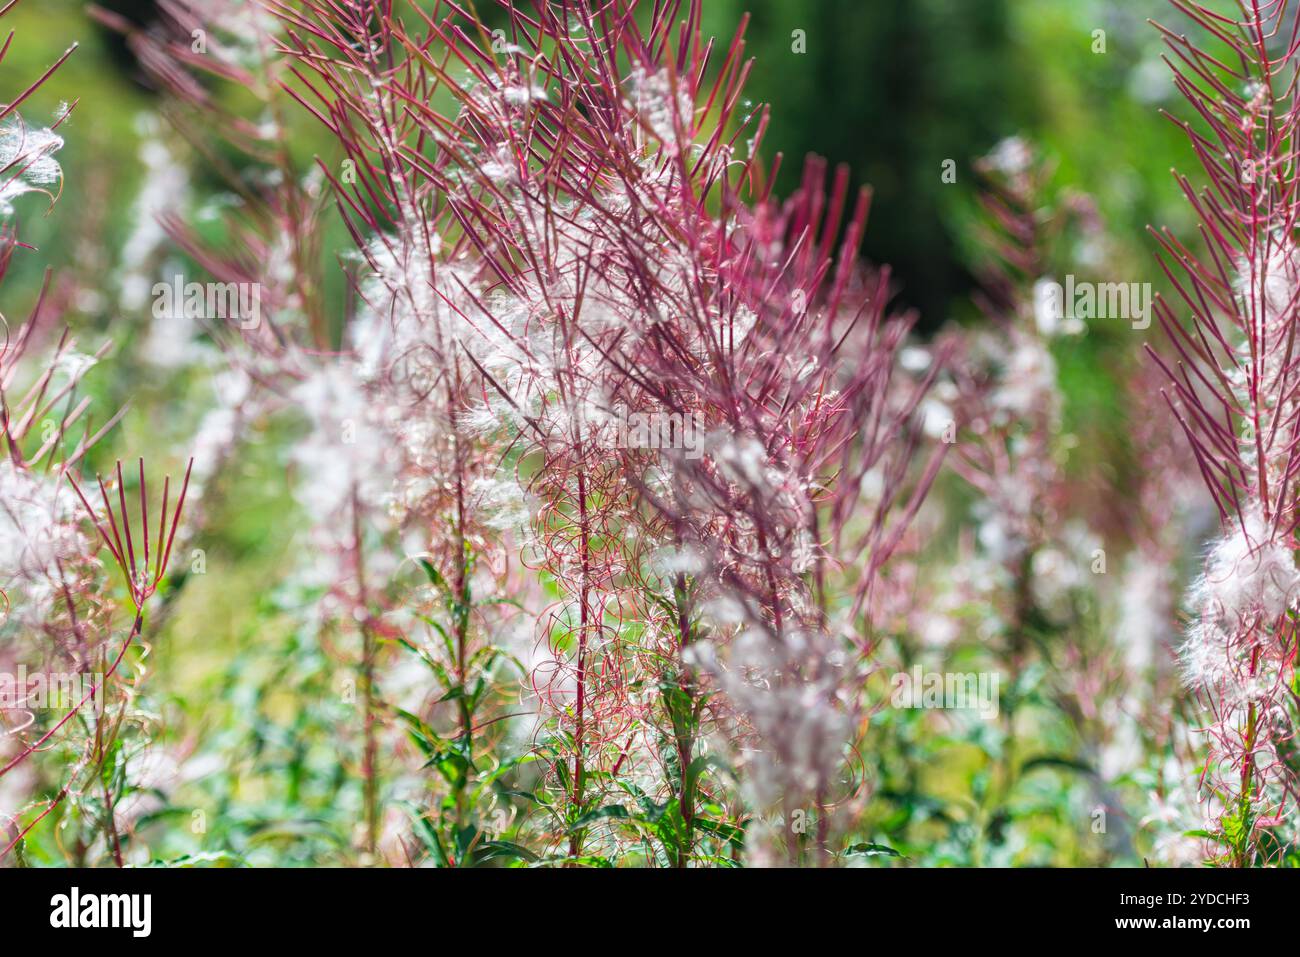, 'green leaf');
843,842,905,859
693,816,744,850
476,840,540,864
418,558,446,590
570,805,631,830
395,709,444,757
402,802,450,867
1020,755,1094,776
